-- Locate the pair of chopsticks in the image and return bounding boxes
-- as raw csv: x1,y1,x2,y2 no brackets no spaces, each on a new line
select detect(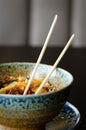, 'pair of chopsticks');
23,14,75,95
